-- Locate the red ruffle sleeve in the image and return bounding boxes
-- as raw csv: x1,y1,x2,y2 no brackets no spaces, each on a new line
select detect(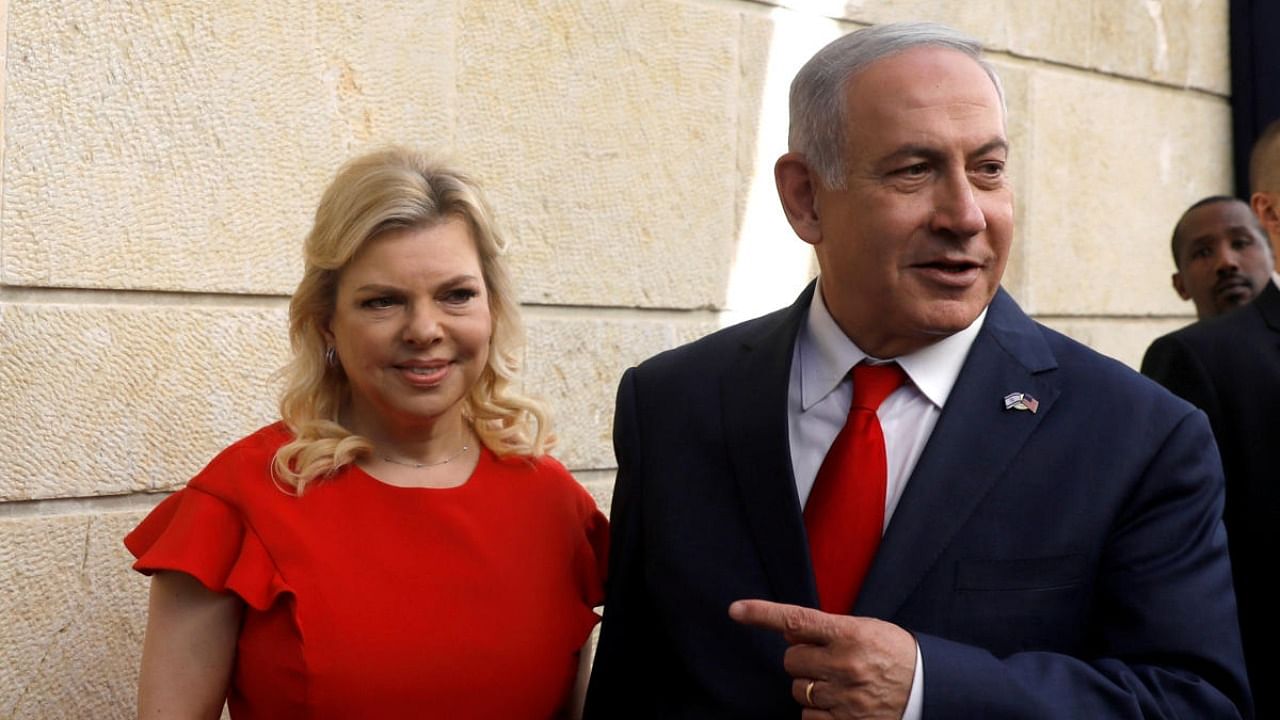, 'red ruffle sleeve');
124,486,291,611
